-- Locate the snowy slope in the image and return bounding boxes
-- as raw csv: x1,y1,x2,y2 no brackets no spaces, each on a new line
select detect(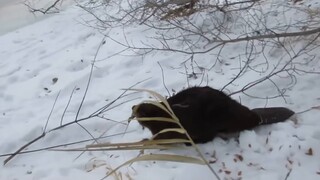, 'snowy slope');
1,0,320,180
0,0,74,35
